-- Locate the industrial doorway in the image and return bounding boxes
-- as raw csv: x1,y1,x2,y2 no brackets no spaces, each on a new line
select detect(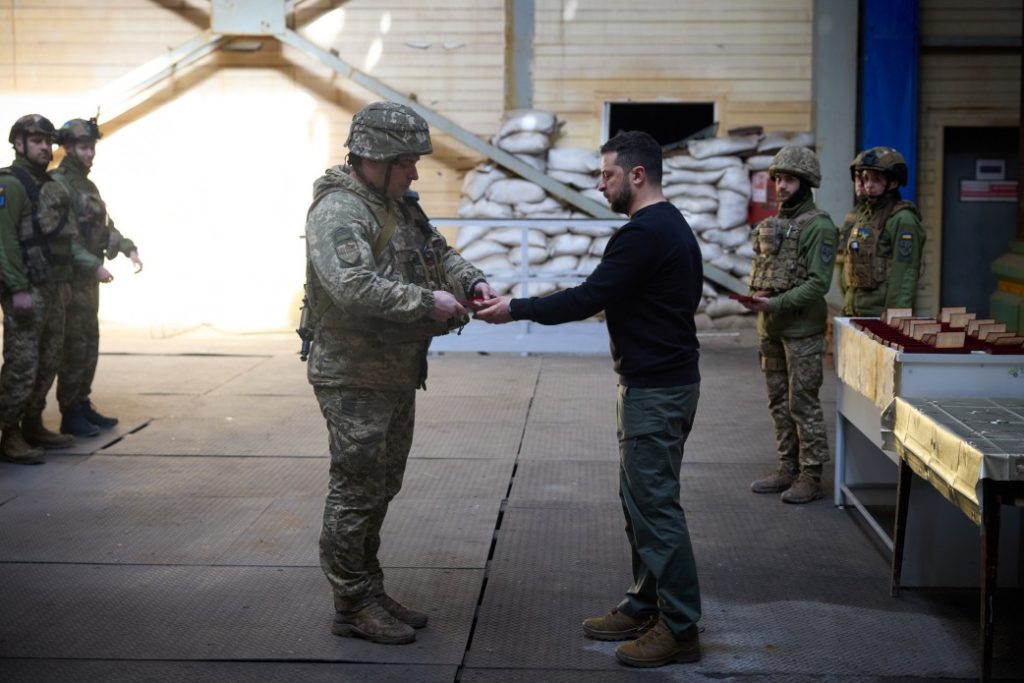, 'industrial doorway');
940,126,1019,316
